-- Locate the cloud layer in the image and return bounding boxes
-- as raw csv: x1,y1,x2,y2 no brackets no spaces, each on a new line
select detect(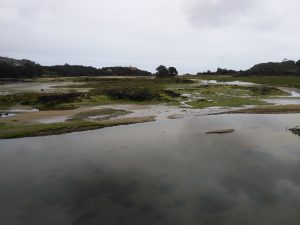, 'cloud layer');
0,0,299,73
